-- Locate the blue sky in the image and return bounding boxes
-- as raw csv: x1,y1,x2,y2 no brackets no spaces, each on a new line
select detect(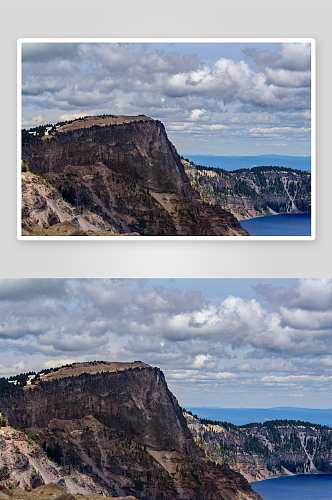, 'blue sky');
1,278,331,409
21,40,312,156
